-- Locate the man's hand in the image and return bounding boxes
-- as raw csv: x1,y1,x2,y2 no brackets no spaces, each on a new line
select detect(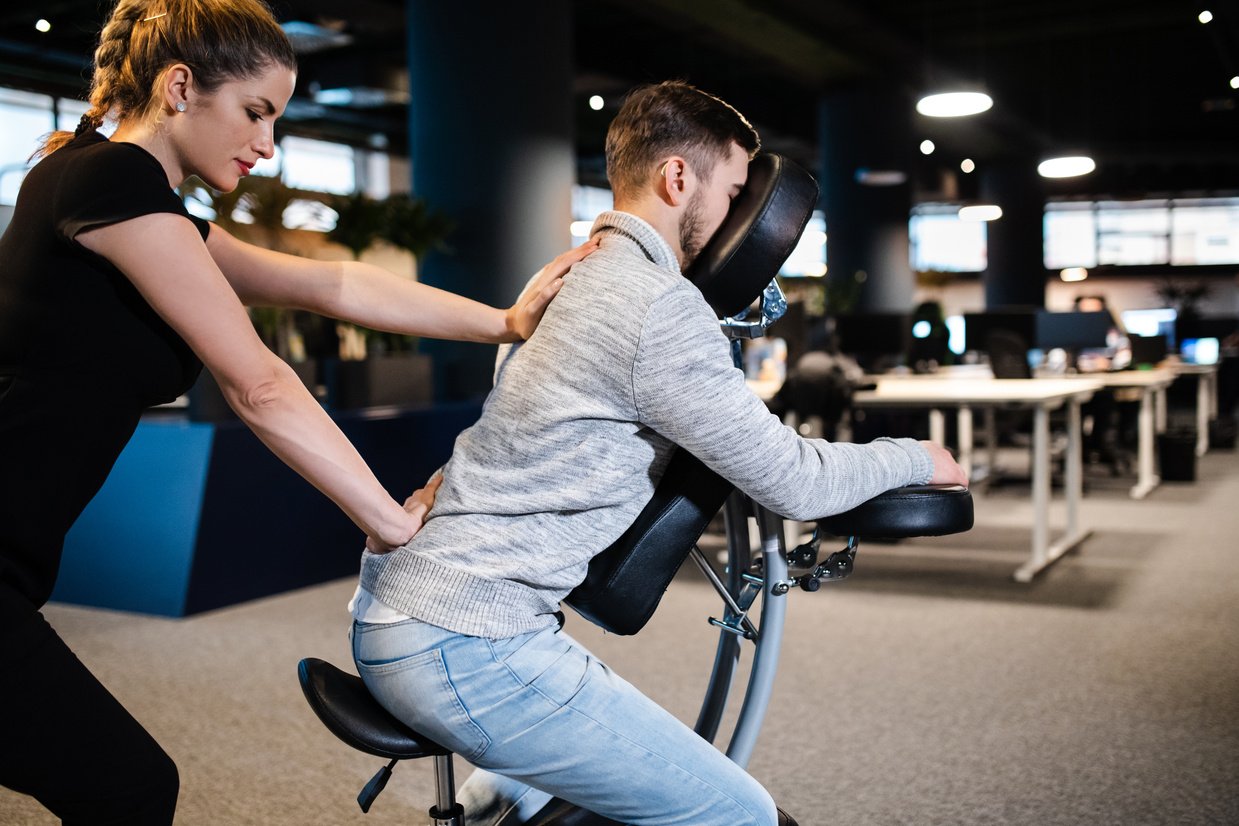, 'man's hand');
920,441,969,486
402,471,443,526
365,472,444,554
504,238,599,340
